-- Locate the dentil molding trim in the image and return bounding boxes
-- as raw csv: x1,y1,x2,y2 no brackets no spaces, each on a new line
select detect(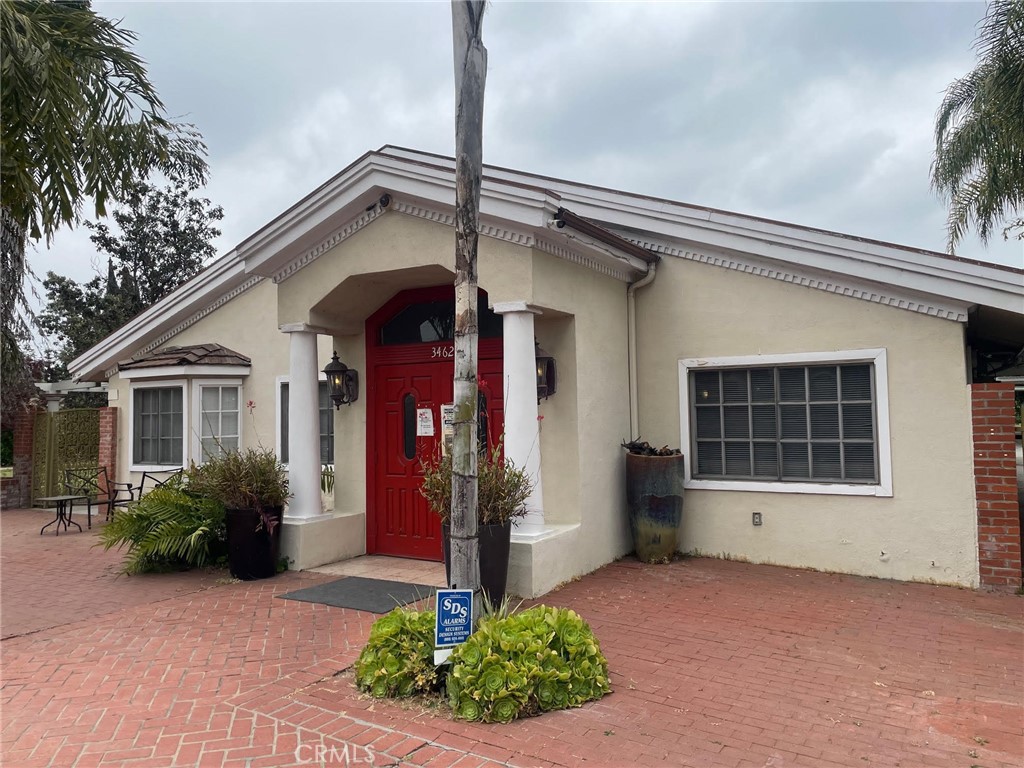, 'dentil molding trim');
631,237,969,322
